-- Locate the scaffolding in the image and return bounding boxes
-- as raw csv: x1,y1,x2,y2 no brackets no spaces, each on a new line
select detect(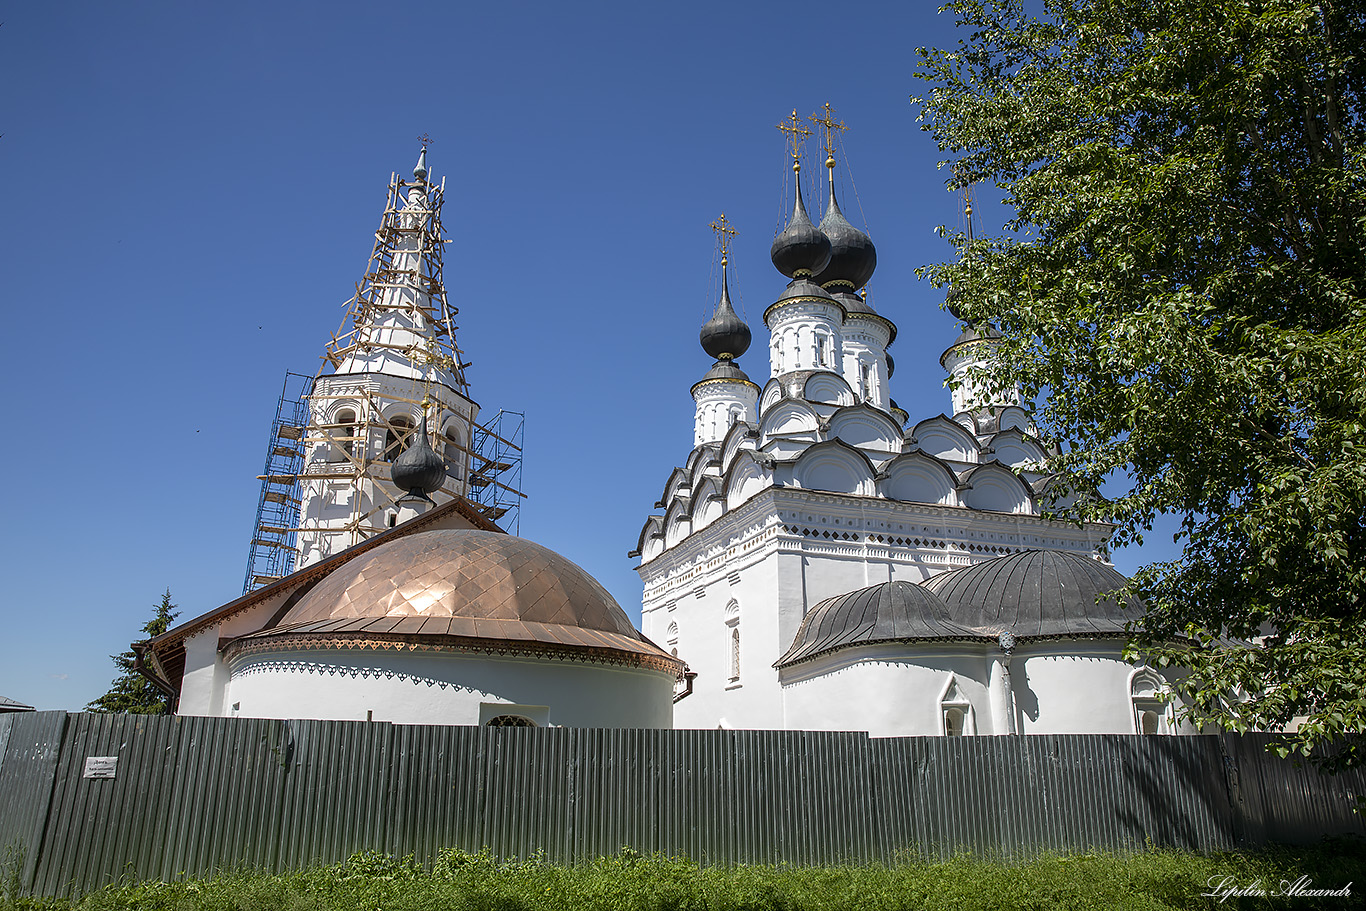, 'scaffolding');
242,371,312,593
471,410,525,535
242,158,526,577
